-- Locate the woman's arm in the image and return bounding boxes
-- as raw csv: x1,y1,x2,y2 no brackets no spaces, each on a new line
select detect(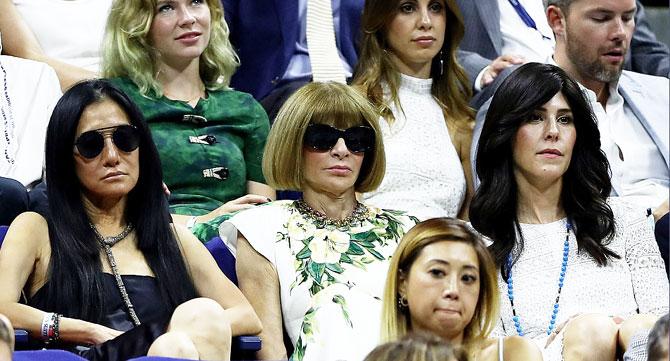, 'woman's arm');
174,181,275,227
0,0,96,90
175,225,262,336
0,212,121,345
236,234,287,360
